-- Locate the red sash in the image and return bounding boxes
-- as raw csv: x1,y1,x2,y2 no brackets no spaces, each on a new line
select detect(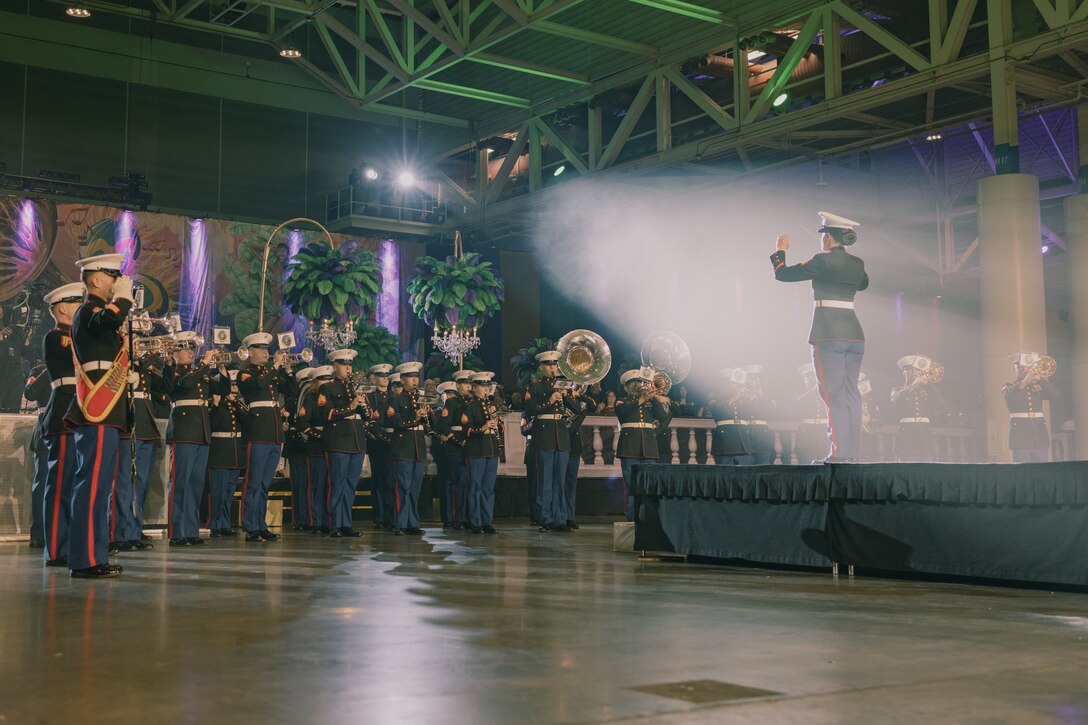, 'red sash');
74,347,130,423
